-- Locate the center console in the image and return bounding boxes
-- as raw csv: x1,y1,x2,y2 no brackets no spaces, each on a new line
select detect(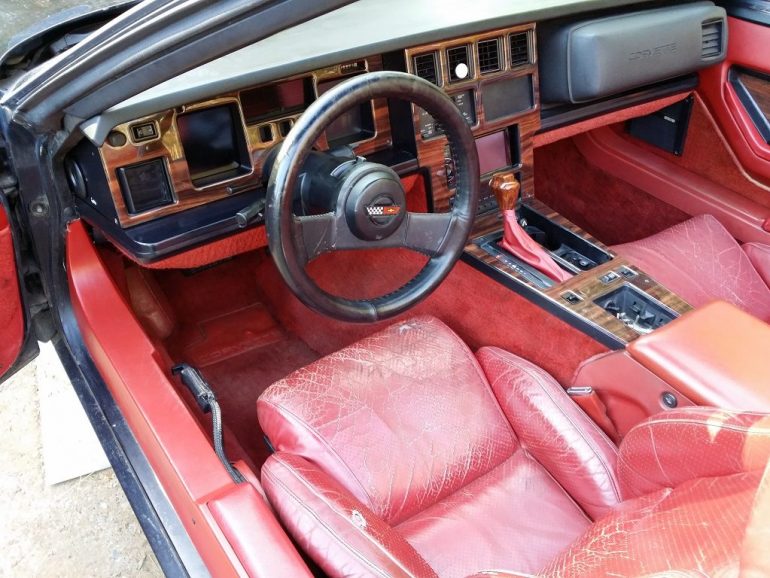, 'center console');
464,199,692,348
